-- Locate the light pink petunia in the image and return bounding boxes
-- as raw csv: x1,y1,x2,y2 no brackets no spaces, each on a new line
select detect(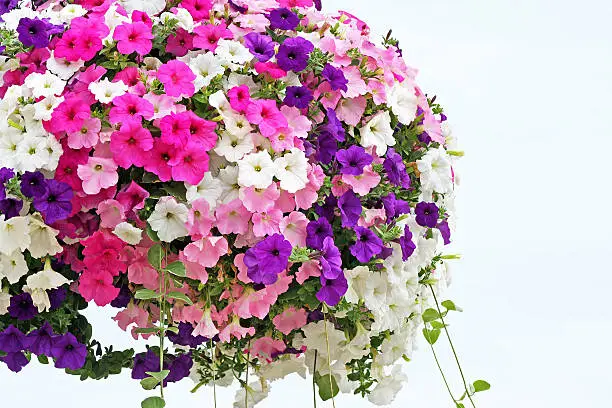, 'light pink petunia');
77,157,119,195
183,236,229,268
251,209,282,237
342,165,381,195
279,211,308,247
272,307,308,335
239,184,280,213
215,199,251,234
